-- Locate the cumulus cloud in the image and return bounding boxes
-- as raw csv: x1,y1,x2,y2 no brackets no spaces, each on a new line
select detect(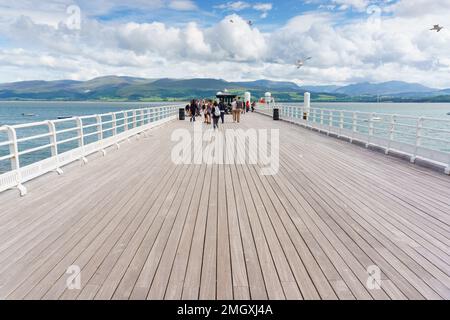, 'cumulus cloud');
1,0,450,88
